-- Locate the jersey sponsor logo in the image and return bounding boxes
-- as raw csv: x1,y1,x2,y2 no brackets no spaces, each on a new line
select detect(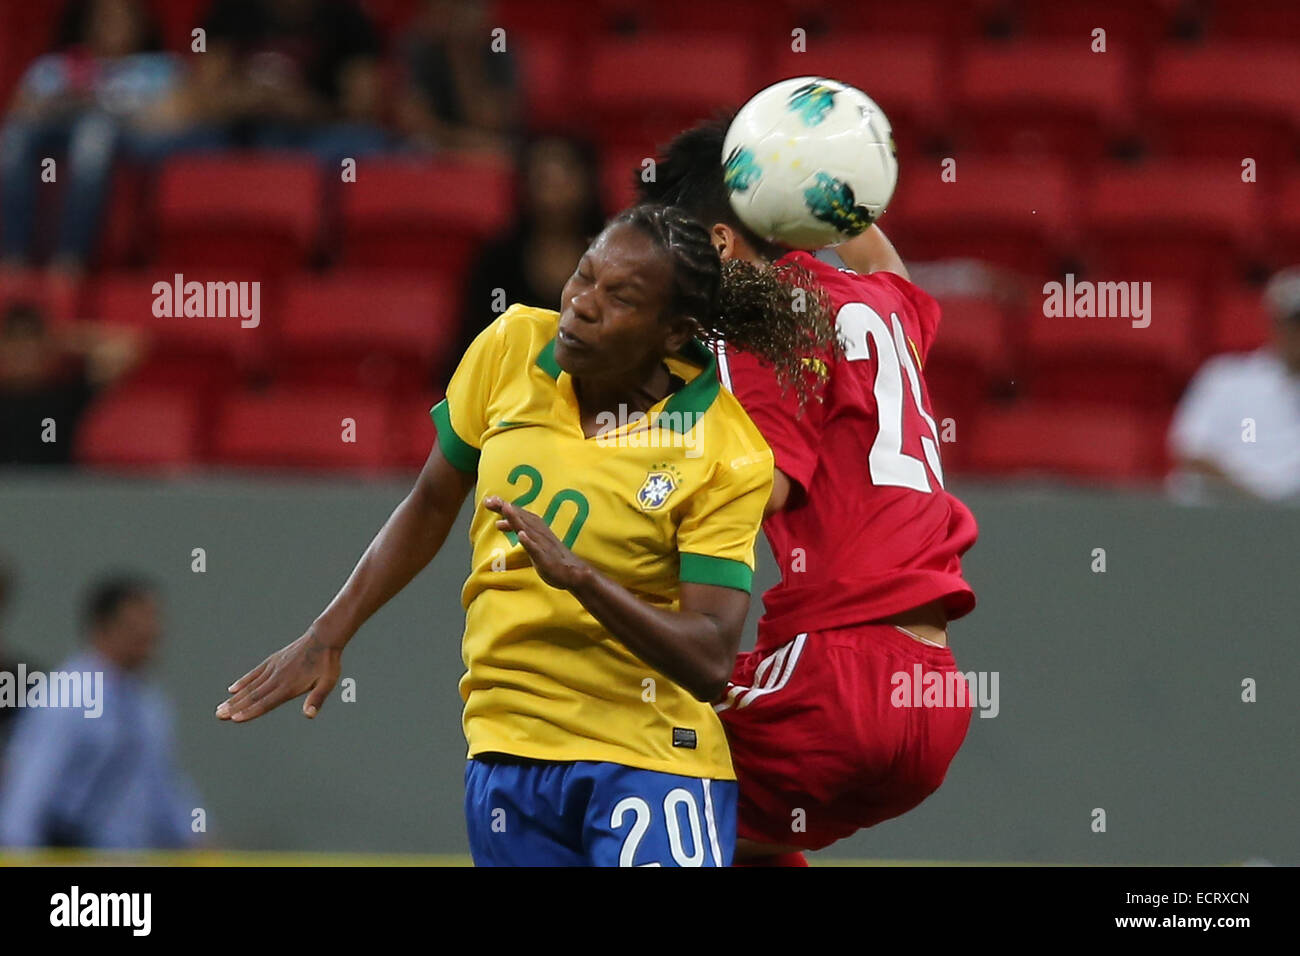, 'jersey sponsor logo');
636,465,680,511
671,727,697,749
